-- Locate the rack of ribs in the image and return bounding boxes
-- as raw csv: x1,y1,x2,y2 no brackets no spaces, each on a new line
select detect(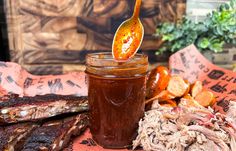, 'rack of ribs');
0,94,88,125
0,113,88,151
0,122,39,151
